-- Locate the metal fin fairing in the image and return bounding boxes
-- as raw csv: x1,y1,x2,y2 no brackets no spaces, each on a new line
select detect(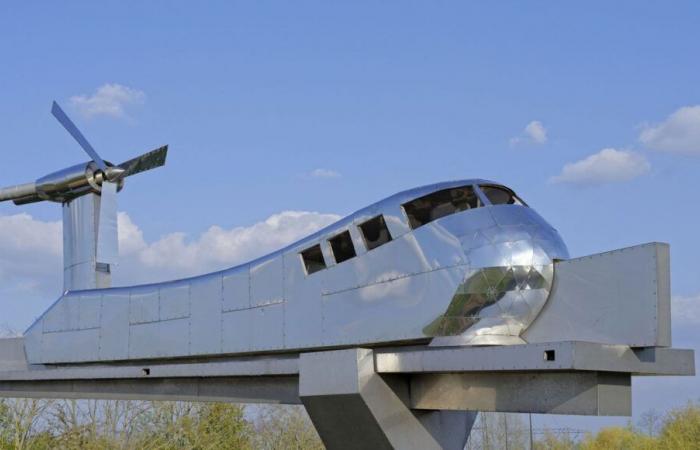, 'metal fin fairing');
23,180,569,364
